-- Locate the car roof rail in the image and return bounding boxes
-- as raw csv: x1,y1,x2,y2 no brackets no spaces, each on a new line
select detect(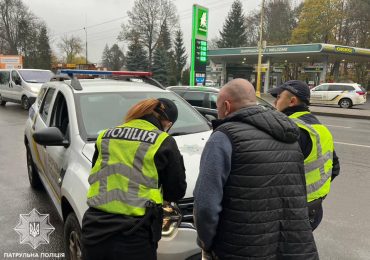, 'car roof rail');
50,73,83,91
59,69,165,90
